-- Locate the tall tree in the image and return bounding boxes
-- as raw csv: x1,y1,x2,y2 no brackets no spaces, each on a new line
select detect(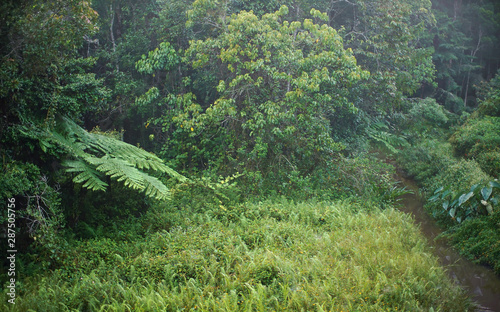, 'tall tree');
431,0,500,112
1,0,105,126
138,6,368,179
0,0,108,263
328,0,436,115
